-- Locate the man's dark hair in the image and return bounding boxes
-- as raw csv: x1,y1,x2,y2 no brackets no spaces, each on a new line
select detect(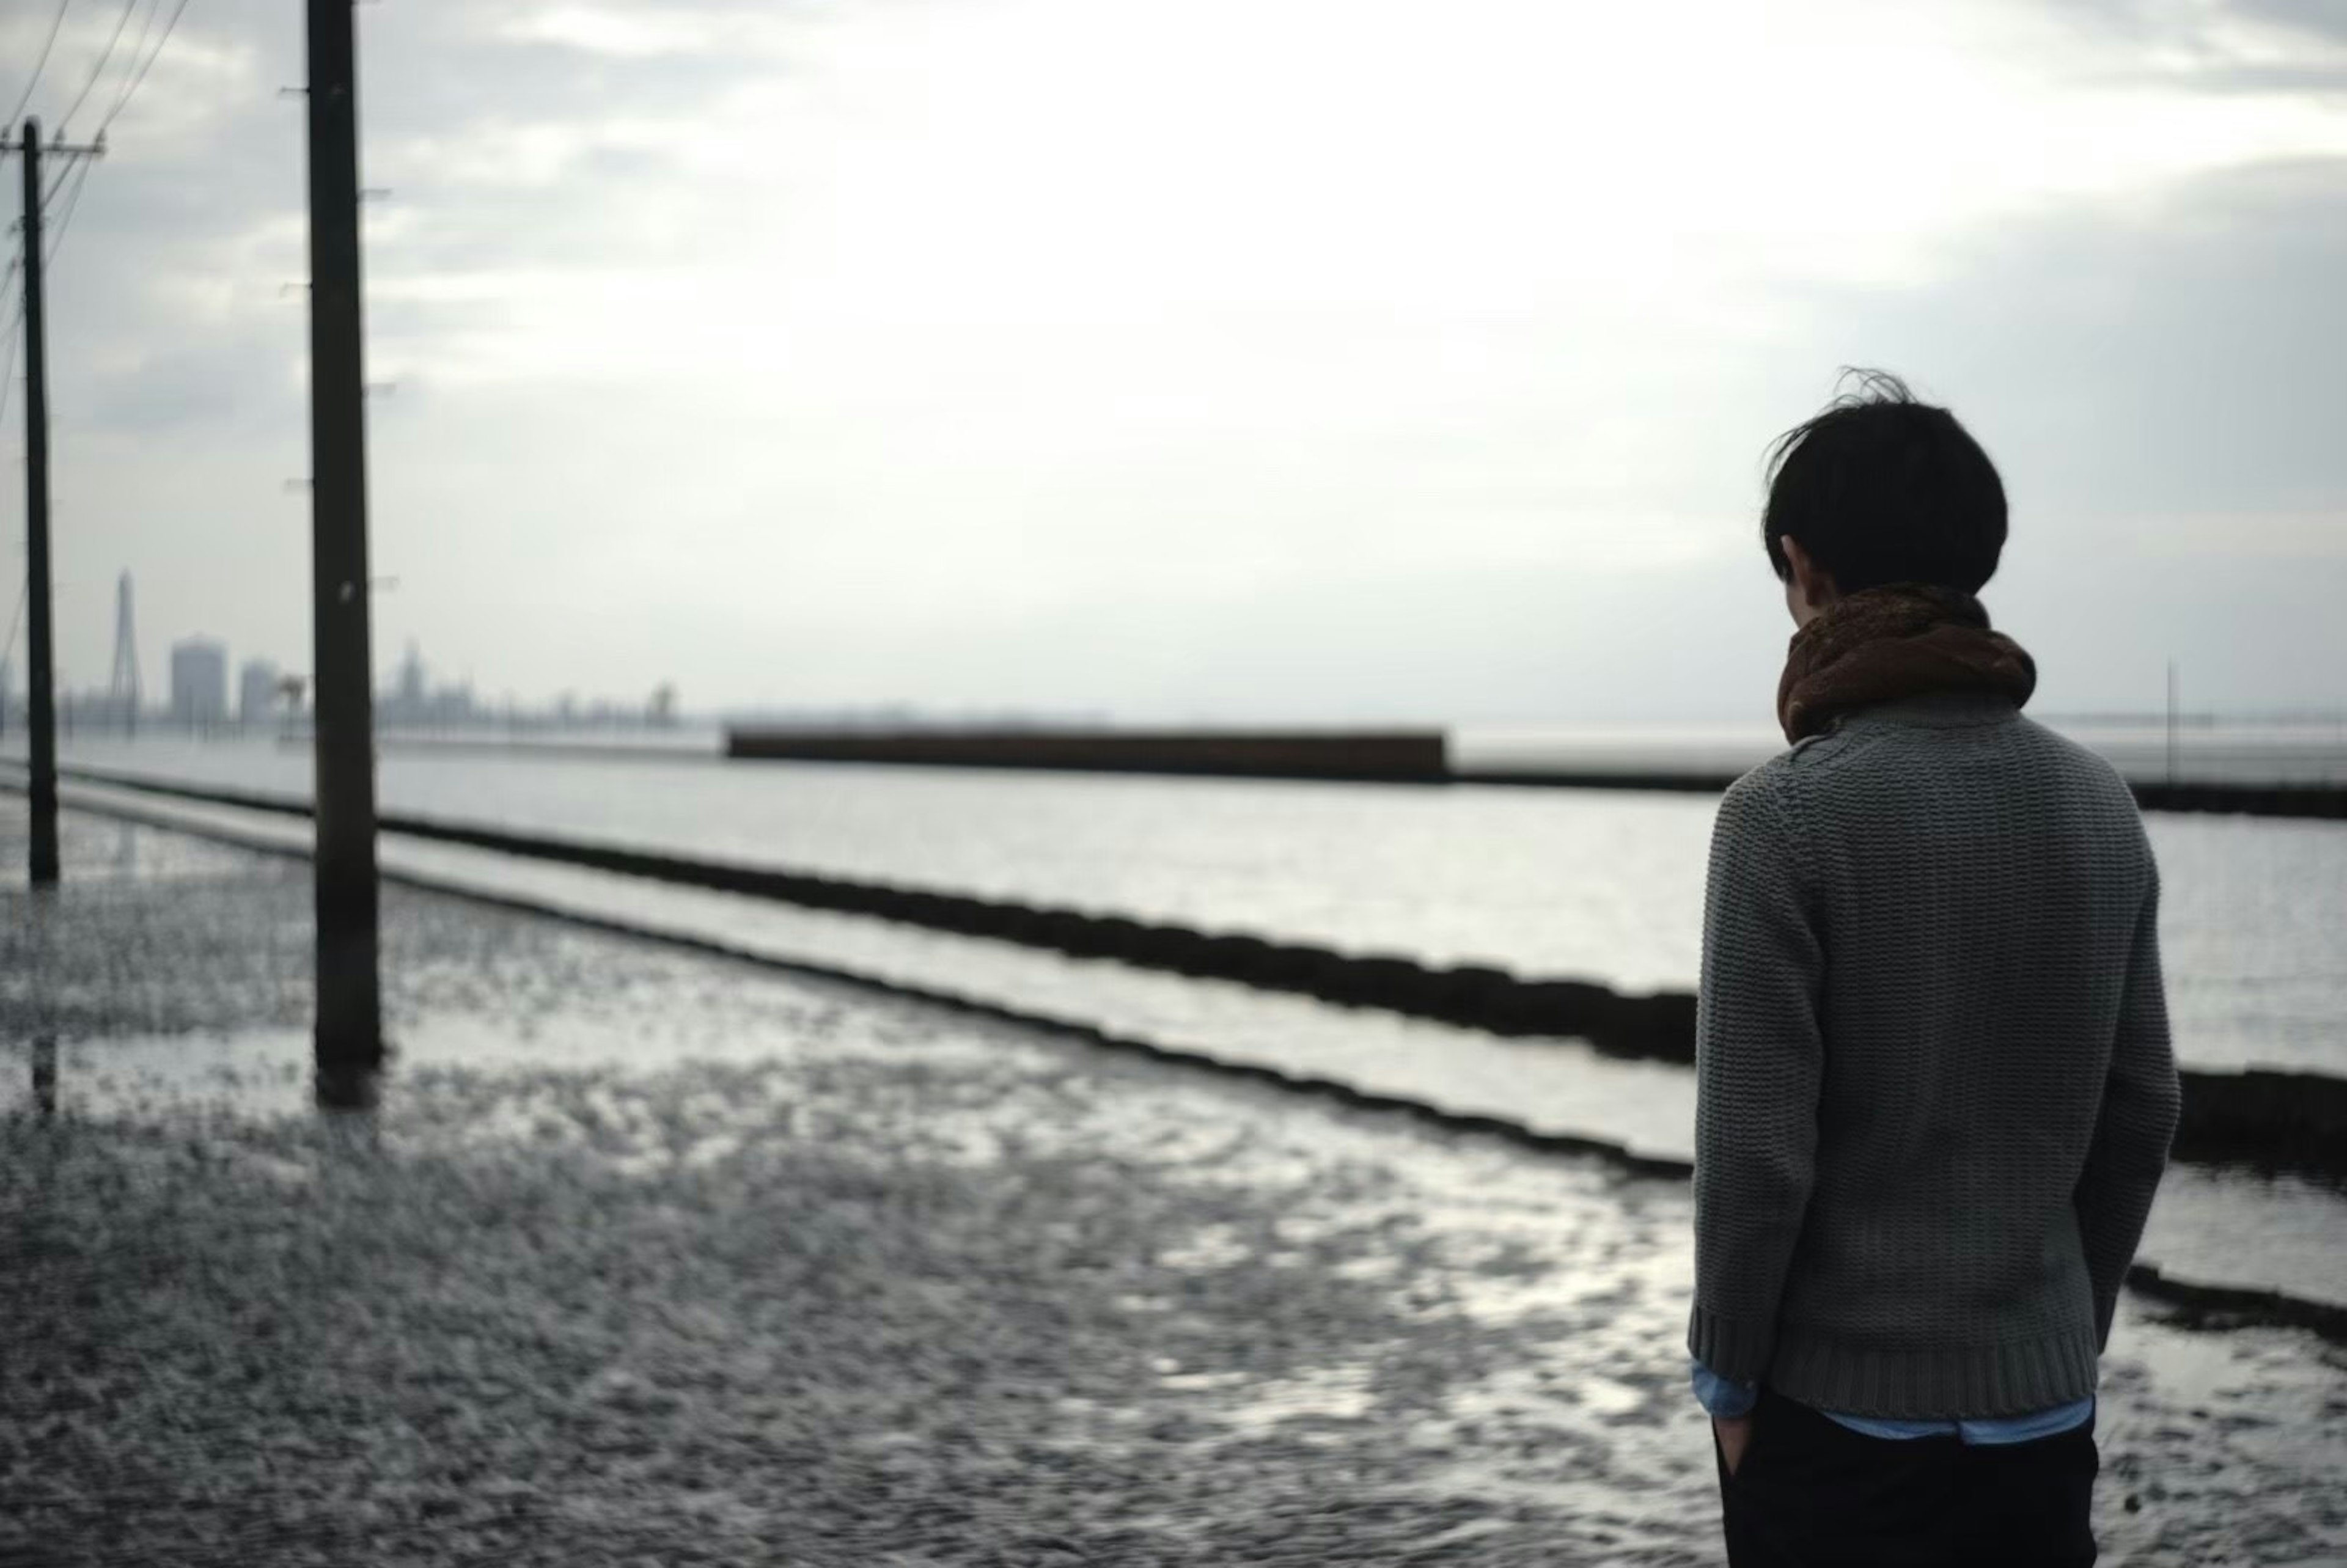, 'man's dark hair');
1762,369,2008,595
